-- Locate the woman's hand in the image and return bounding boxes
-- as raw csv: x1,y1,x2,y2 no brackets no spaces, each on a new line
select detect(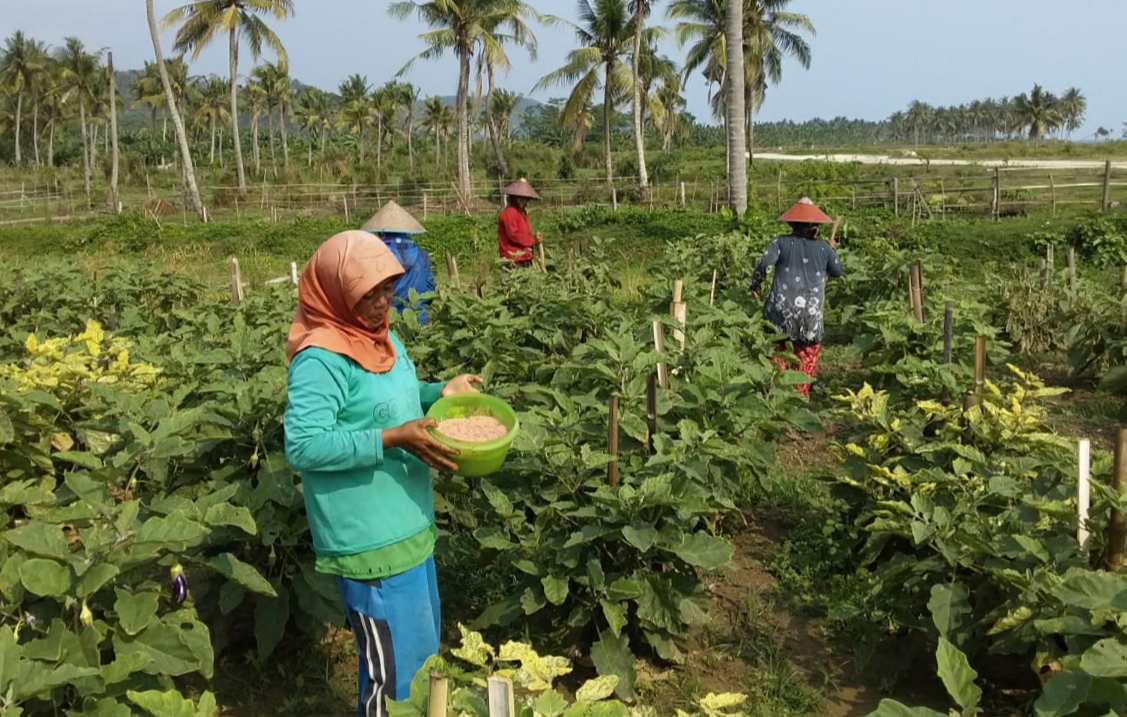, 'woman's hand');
442,374,483,397
384,420,459,472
